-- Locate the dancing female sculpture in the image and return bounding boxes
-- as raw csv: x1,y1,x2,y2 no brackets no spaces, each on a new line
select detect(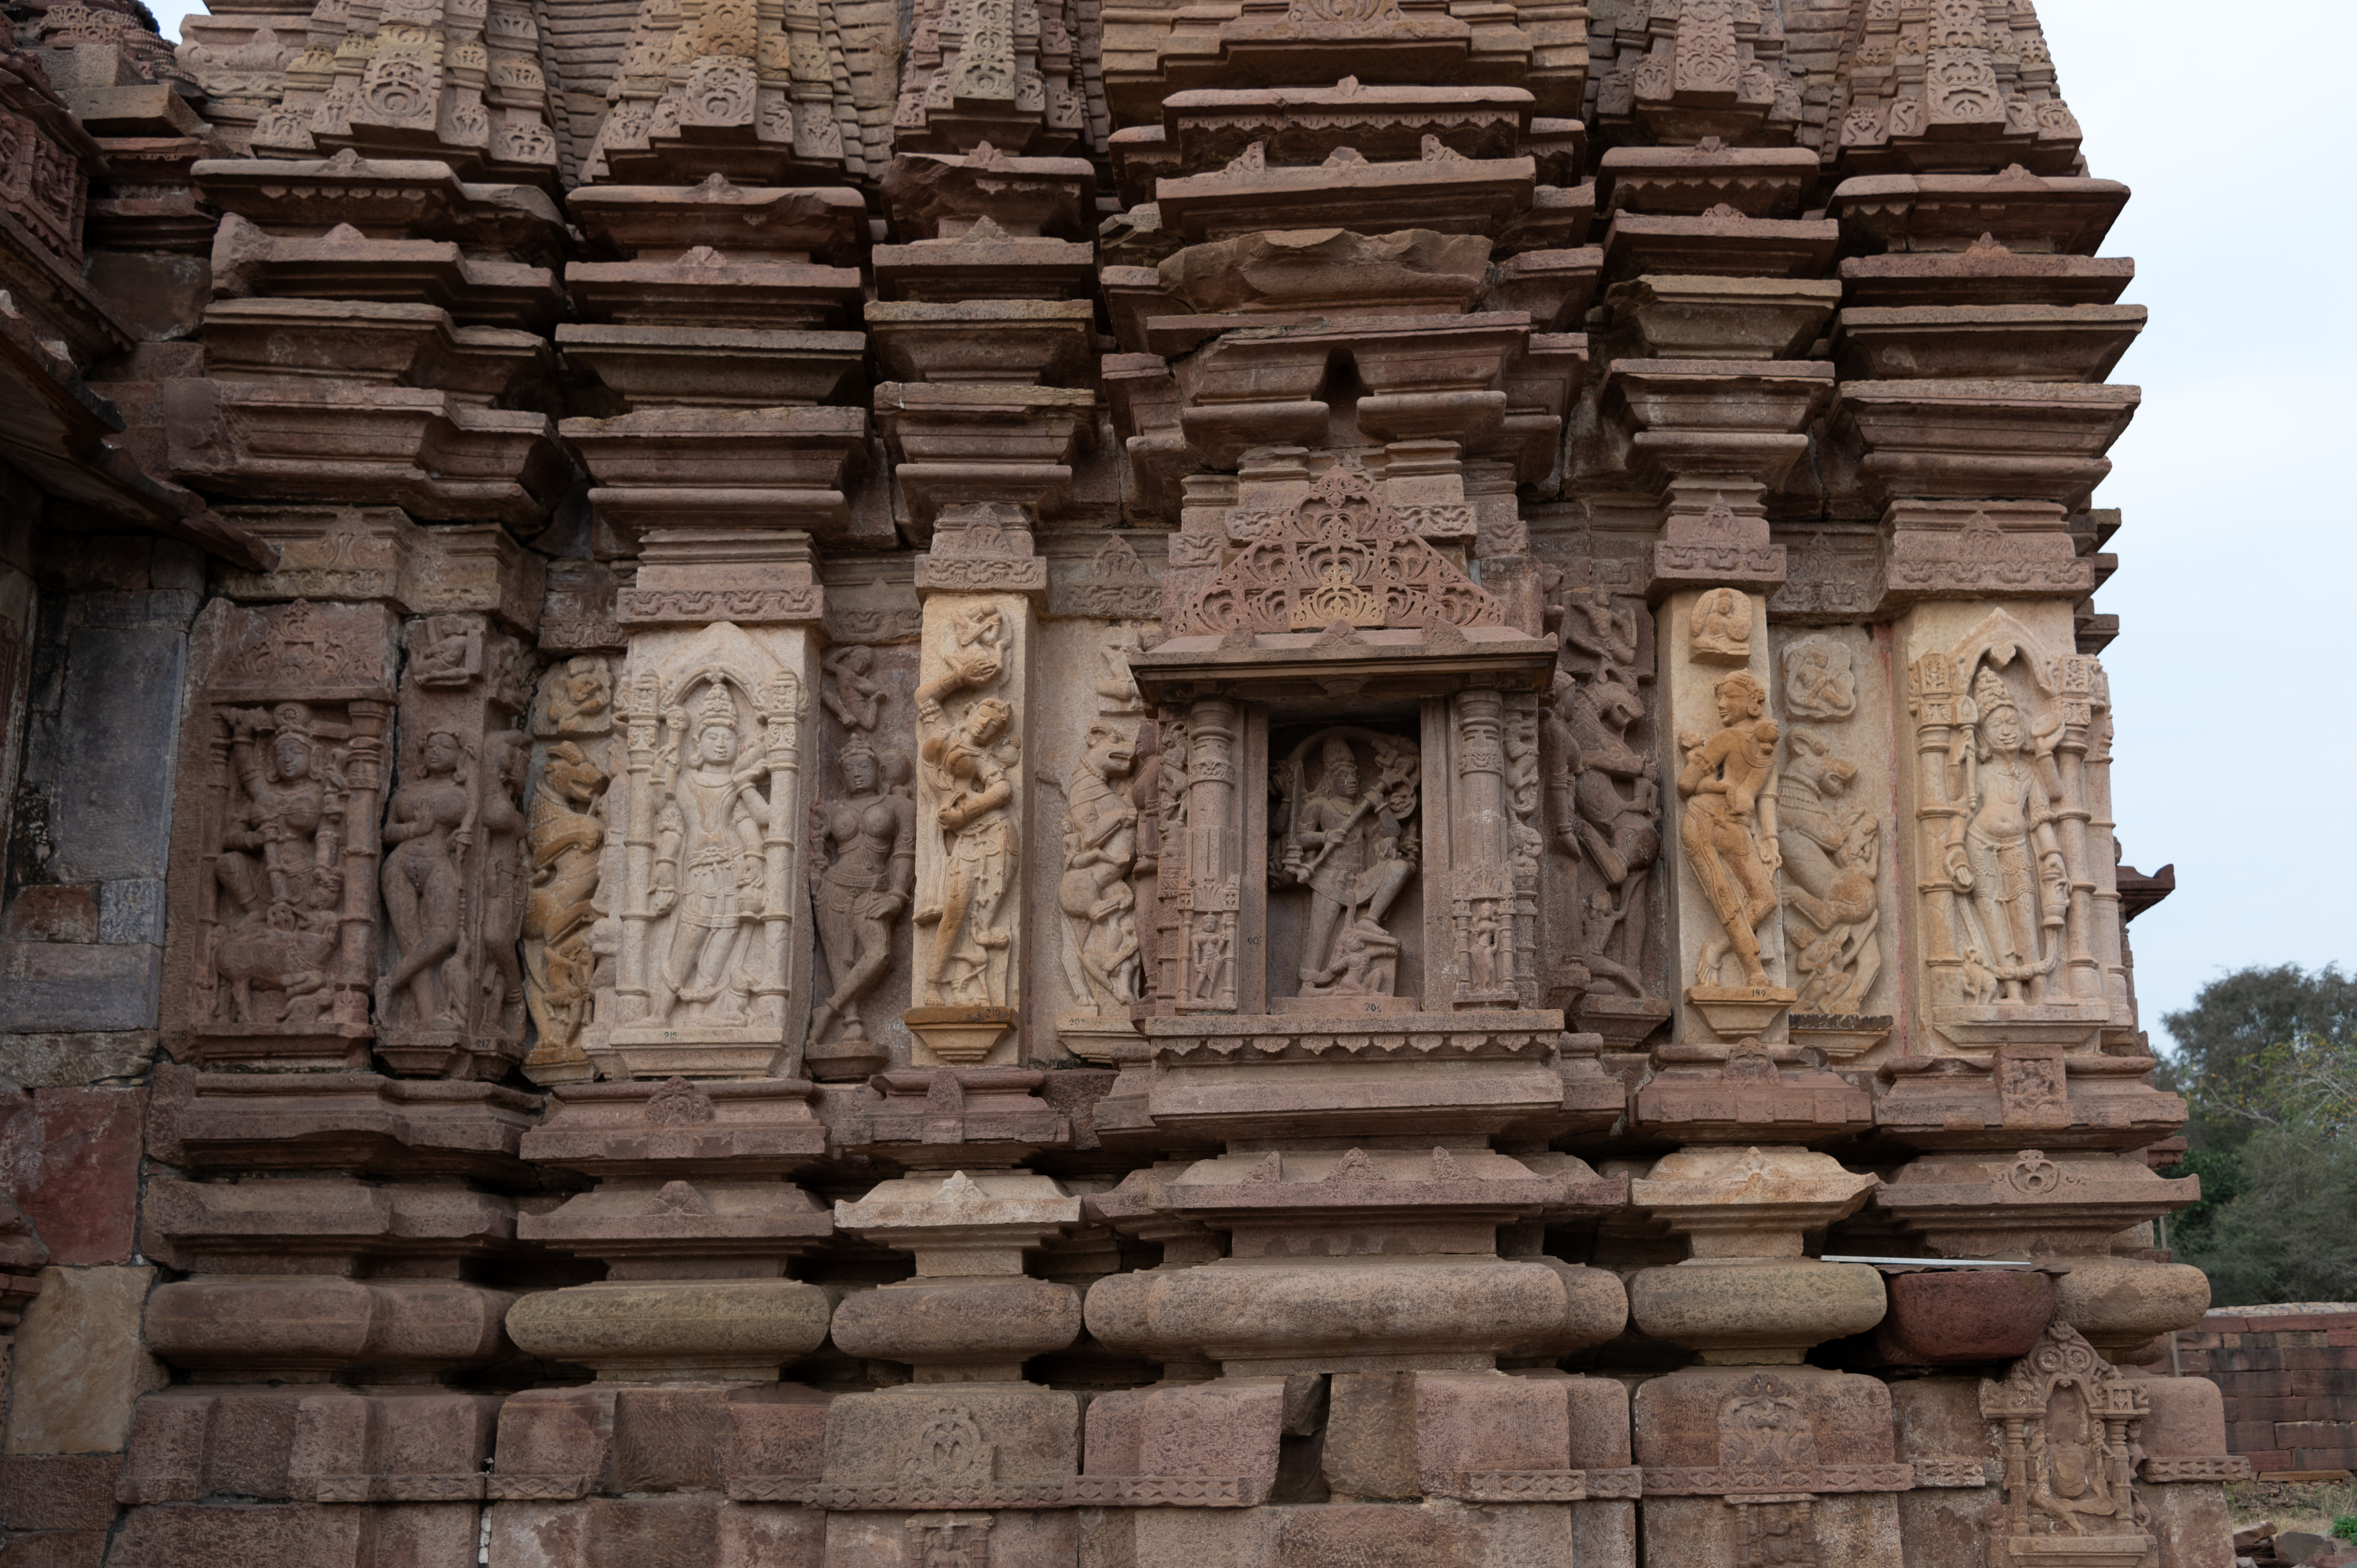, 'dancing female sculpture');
1675,672,1782,991
809,738,917,1043
379,727,475,1028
